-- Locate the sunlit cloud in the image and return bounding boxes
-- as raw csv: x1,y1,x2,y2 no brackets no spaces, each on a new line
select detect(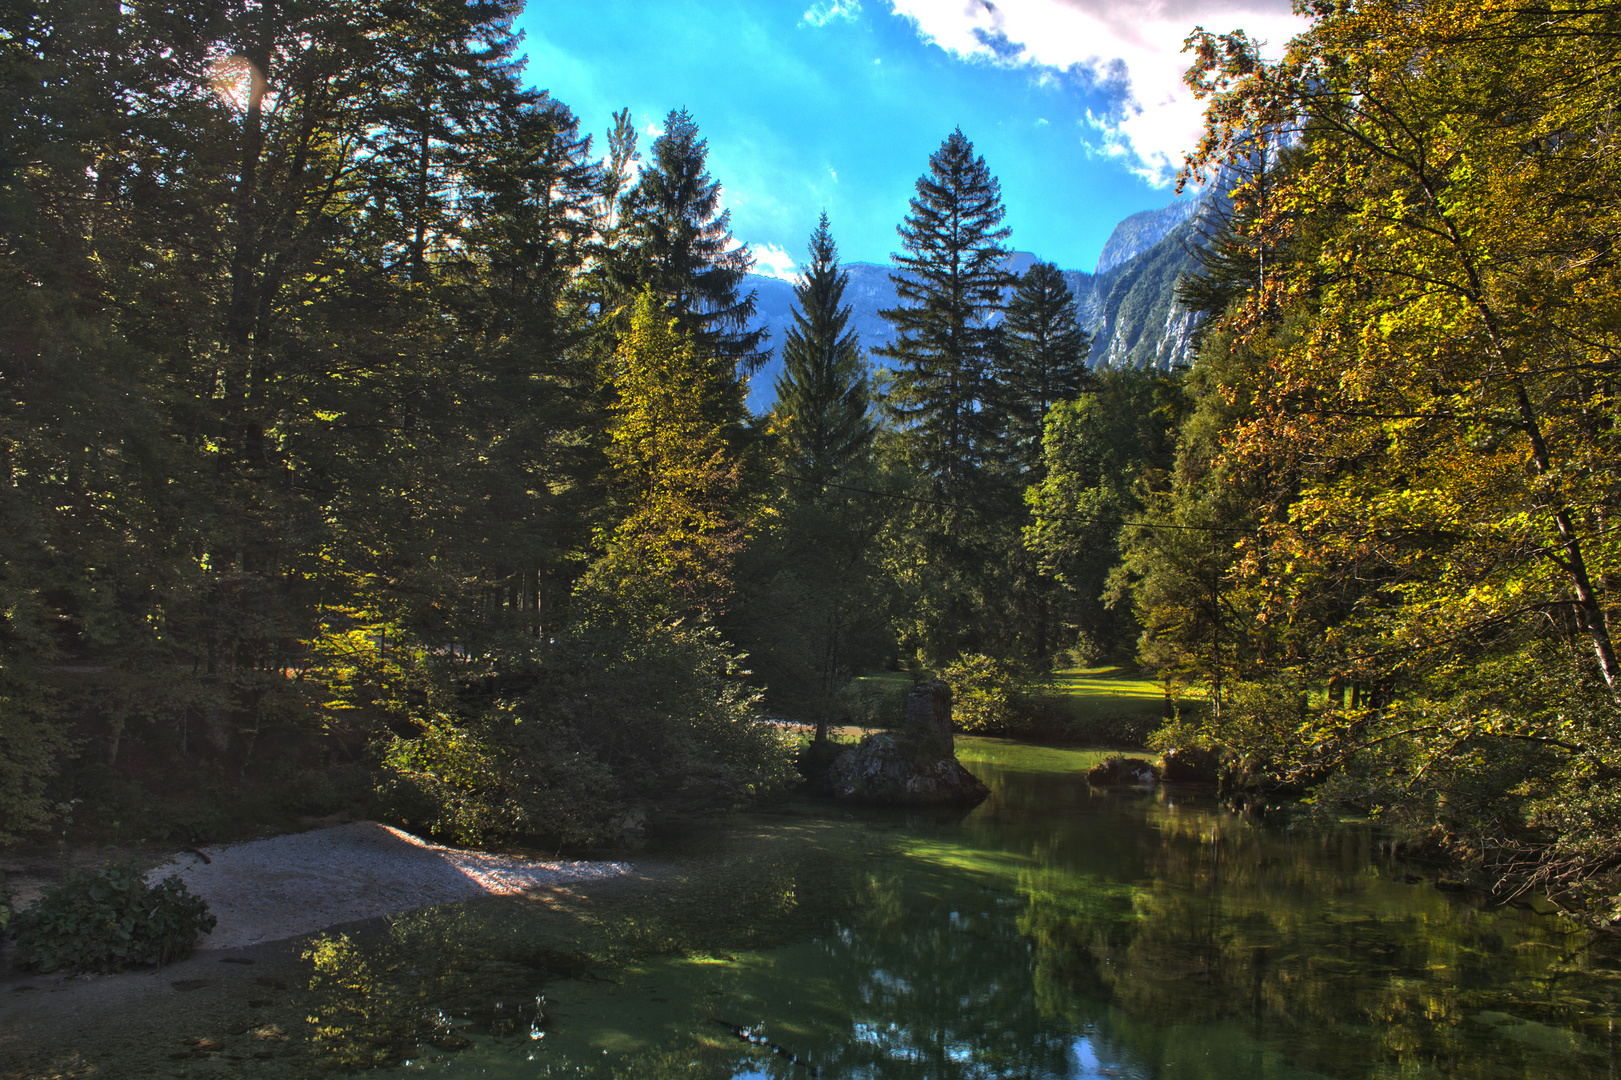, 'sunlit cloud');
752,243,803,283
803,0,863,28
887,0,1305,185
